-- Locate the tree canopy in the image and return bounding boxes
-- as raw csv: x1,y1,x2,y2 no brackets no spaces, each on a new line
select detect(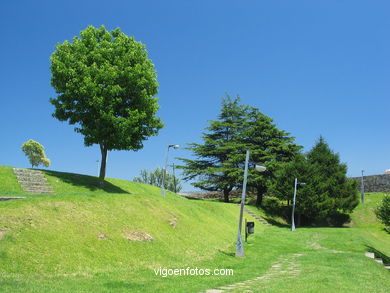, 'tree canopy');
50,25,163,185
272,137,359,226
178,95,300,203
21,140,51,168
